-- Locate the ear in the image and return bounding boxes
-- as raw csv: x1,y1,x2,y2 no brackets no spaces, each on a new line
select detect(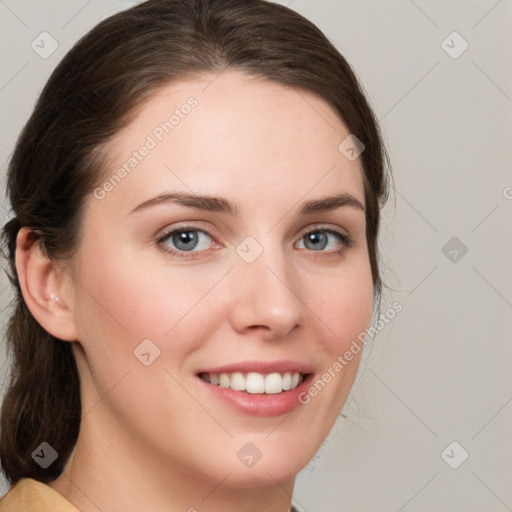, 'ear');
15,227,78,342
